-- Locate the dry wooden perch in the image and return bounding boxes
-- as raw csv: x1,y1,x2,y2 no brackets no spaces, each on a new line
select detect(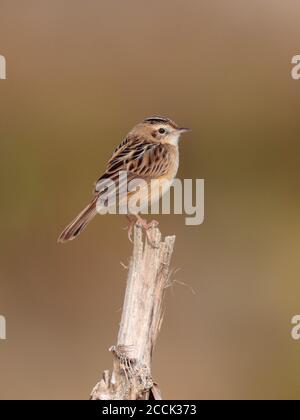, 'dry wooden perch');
90,224,176,400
